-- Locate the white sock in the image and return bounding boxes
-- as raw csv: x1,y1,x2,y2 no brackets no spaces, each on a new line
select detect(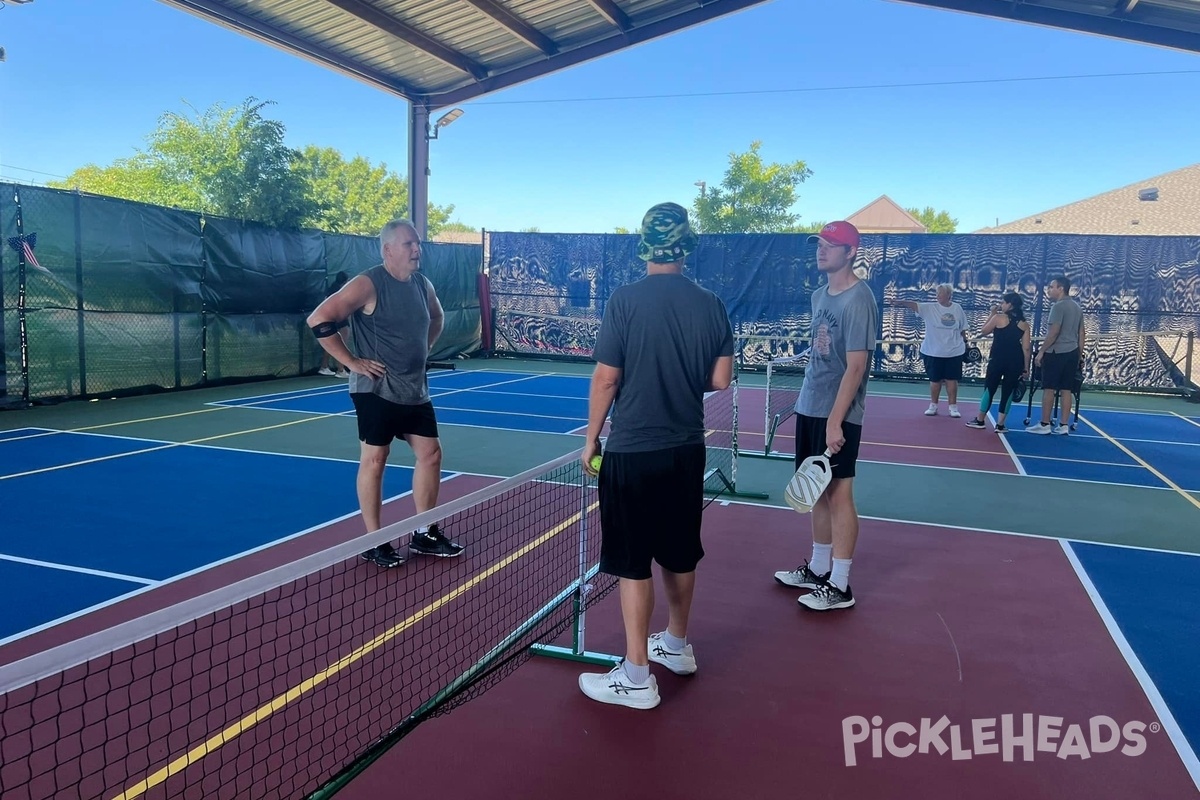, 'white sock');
810,542,833,576
662,630,687,650
622,660,650,684
830,558,852,591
